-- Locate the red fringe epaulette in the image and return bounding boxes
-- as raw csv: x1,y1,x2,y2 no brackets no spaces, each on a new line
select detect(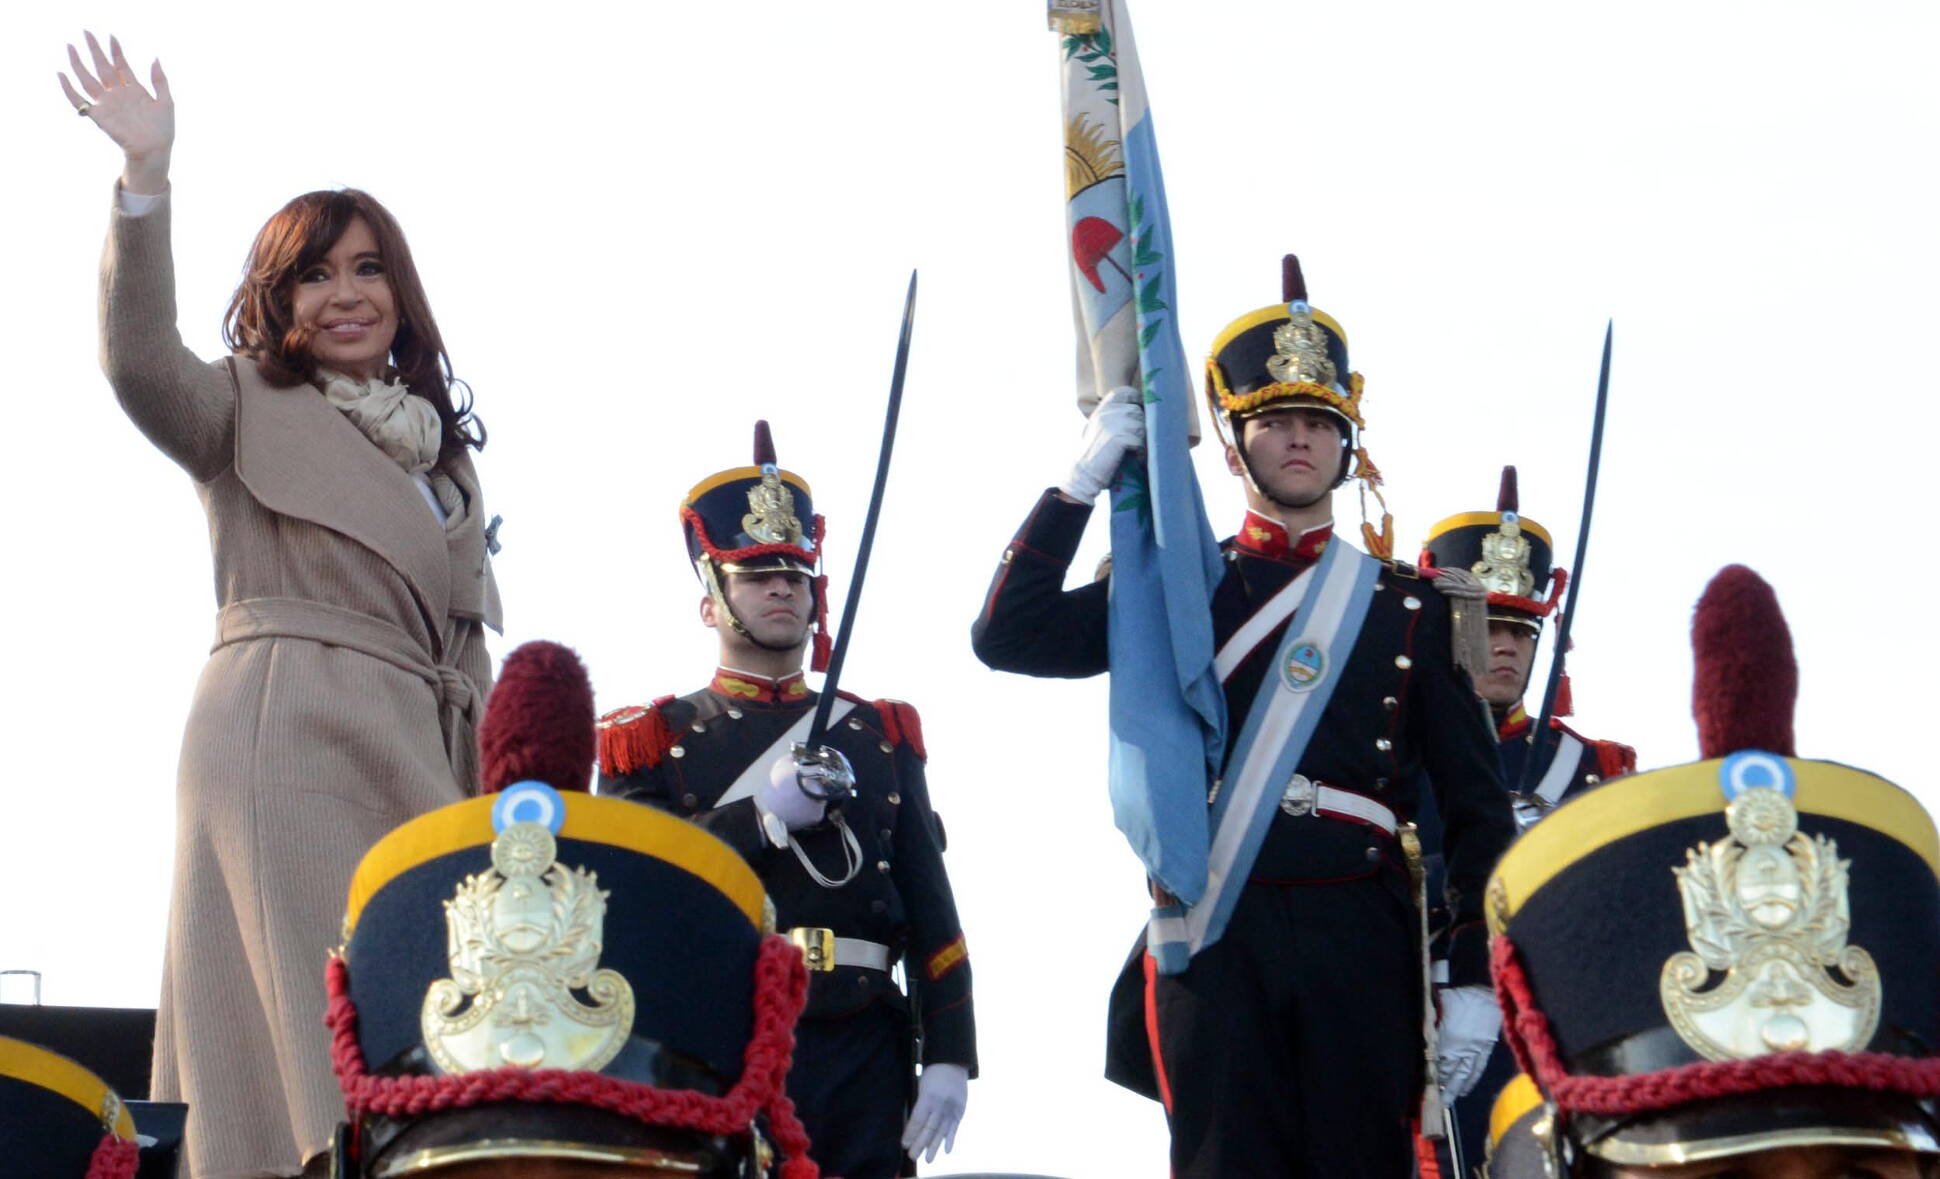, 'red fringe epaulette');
1593,738,1637,780
873,699,928,762
597,697,679,776
1551,718,1637,781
